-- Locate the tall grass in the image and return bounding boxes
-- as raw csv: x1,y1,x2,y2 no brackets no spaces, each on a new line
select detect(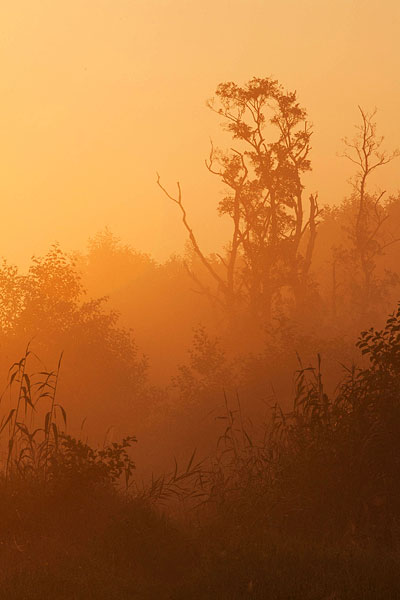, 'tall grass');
0,347,136,490
172,303,400,552
1,306,400,598
0,345,66,481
